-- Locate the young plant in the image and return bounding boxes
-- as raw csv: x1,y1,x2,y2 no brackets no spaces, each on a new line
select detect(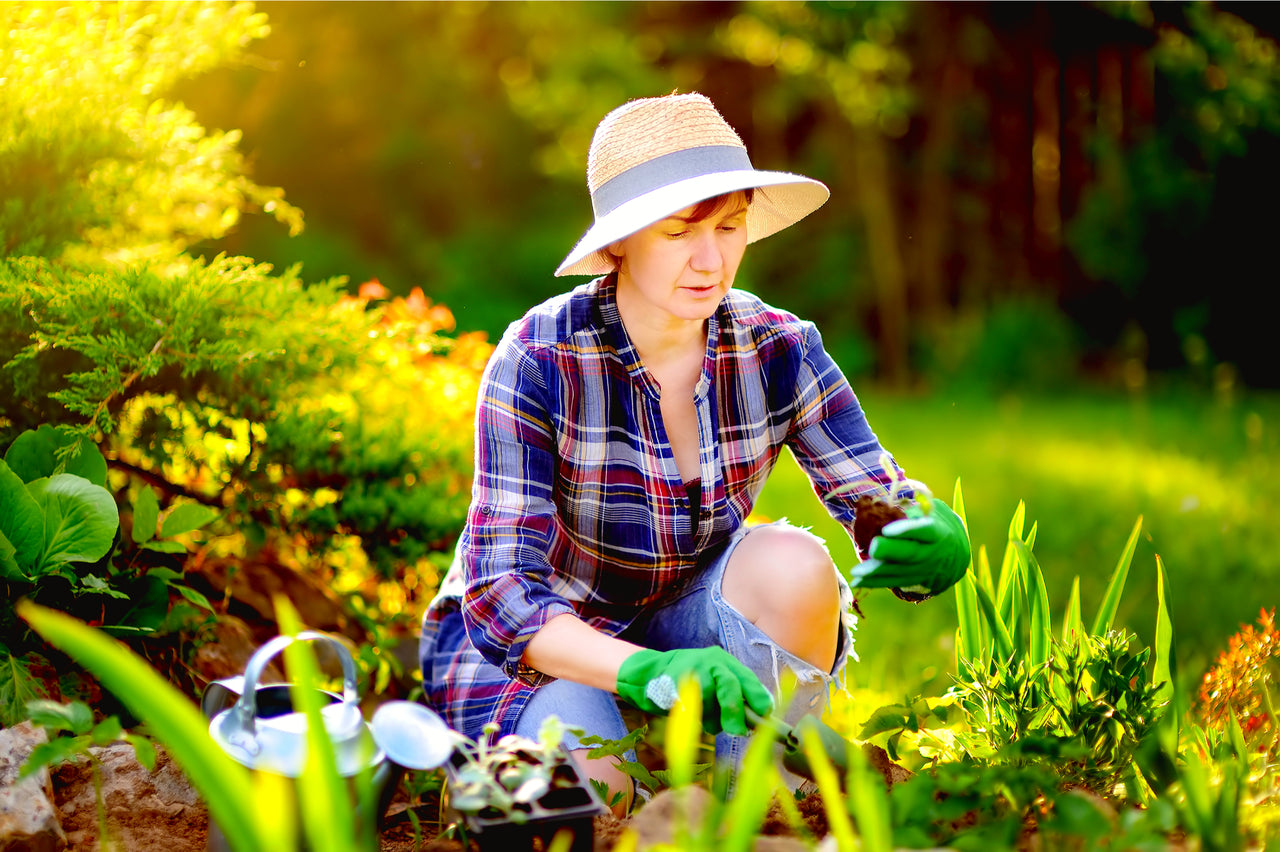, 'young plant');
21,700,157,852
944,489,1174,800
